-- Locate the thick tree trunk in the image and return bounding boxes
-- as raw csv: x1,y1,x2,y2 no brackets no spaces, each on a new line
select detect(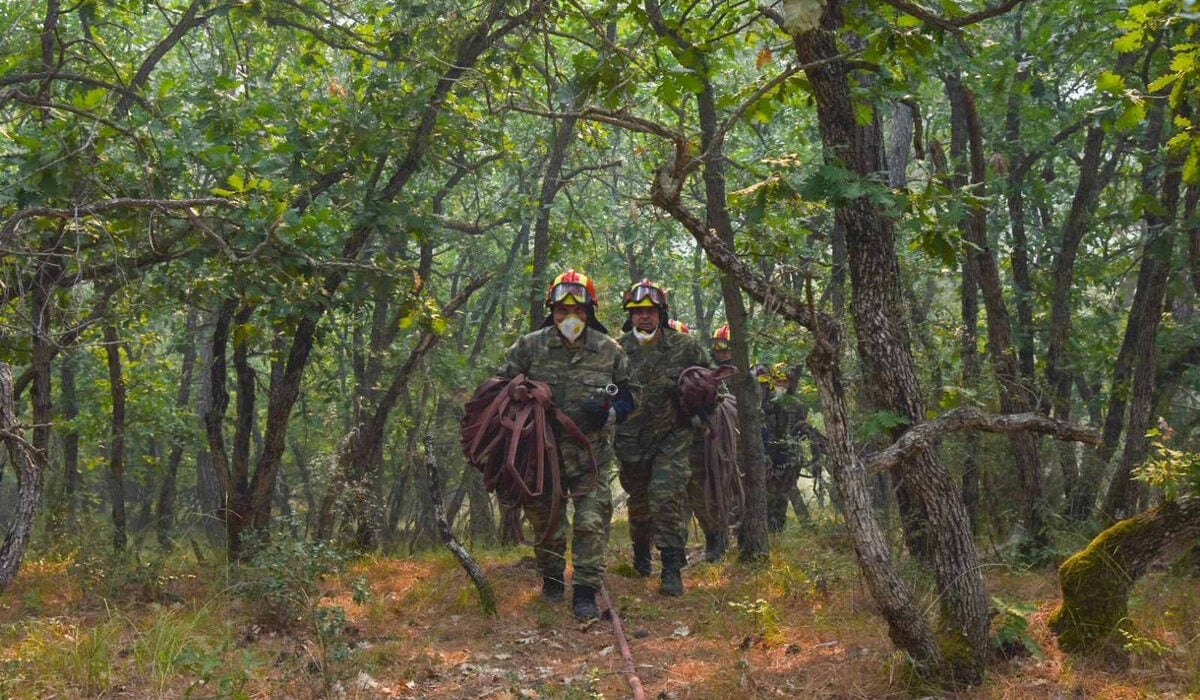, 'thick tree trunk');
0,364,46,591
103,325,128,551
1050,498,1200,654
793,10,987,680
